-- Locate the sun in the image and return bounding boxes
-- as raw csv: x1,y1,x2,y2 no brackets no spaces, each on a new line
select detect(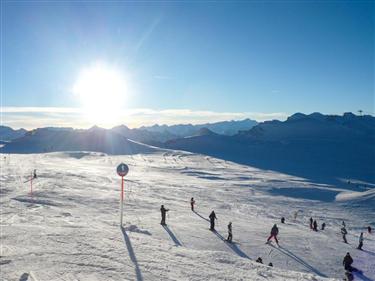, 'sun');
73,63,127,126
